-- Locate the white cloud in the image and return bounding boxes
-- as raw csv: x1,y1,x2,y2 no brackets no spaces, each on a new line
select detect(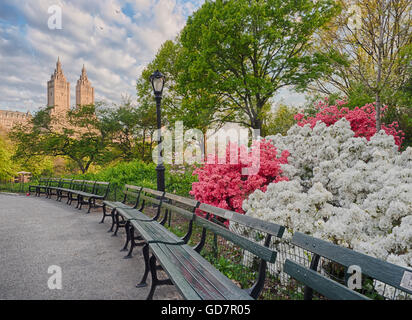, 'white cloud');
0,0,200,113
